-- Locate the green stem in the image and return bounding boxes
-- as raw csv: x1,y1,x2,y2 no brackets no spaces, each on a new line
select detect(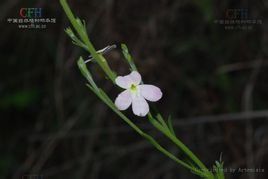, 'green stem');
121,45,212,177
88,87,206,177
60,0,116,82
120,43,213,178
148,114,214,178
60,1,218,177
78,56,205,176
